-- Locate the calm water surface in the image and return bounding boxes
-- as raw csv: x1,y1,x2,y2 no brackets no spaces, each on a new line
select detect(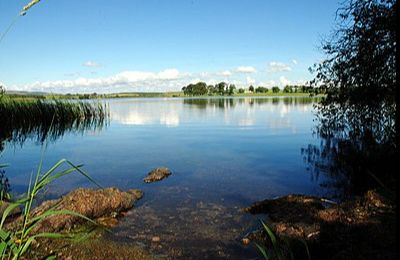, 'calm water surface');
2,97,325,258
